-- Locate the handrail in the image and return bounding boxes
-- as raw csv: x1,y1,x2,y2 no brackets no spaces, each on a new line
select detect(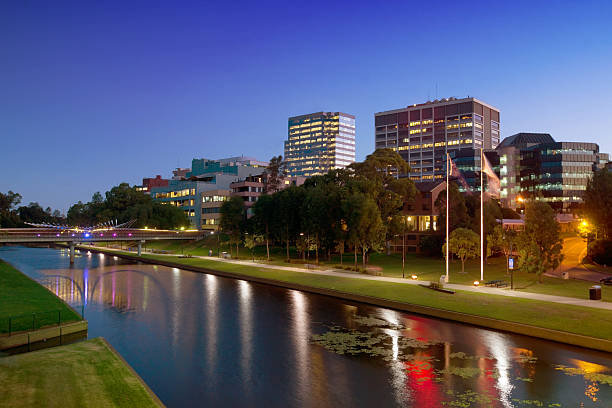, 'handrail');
2,309,68,336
